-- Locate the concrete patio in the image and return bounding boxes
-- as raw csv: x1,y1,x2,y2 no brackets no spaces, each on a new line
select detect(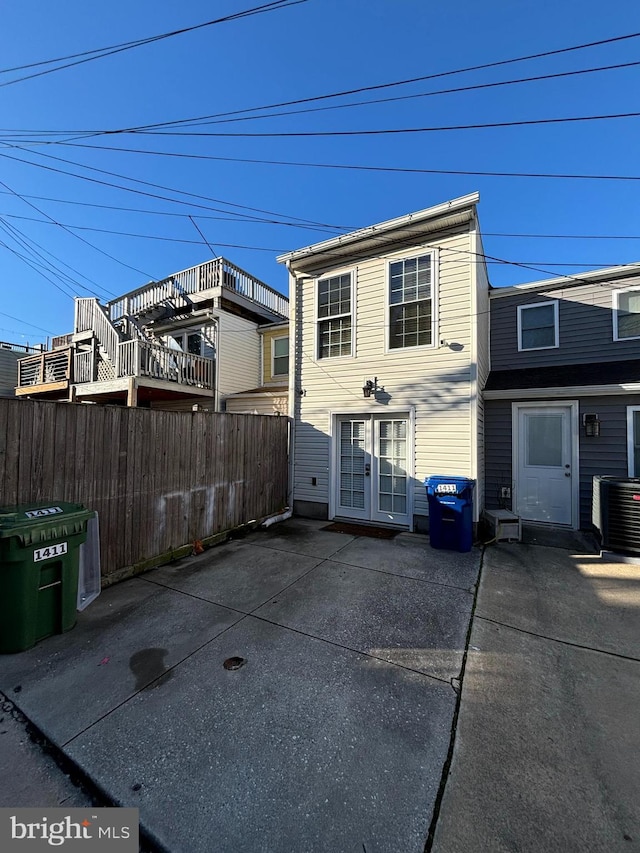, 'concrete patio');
0,518,481,852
